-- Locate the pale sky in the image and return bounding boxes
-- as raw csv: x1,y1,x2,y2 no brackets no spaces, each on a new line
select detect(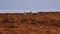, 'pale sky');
0,0,60,13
